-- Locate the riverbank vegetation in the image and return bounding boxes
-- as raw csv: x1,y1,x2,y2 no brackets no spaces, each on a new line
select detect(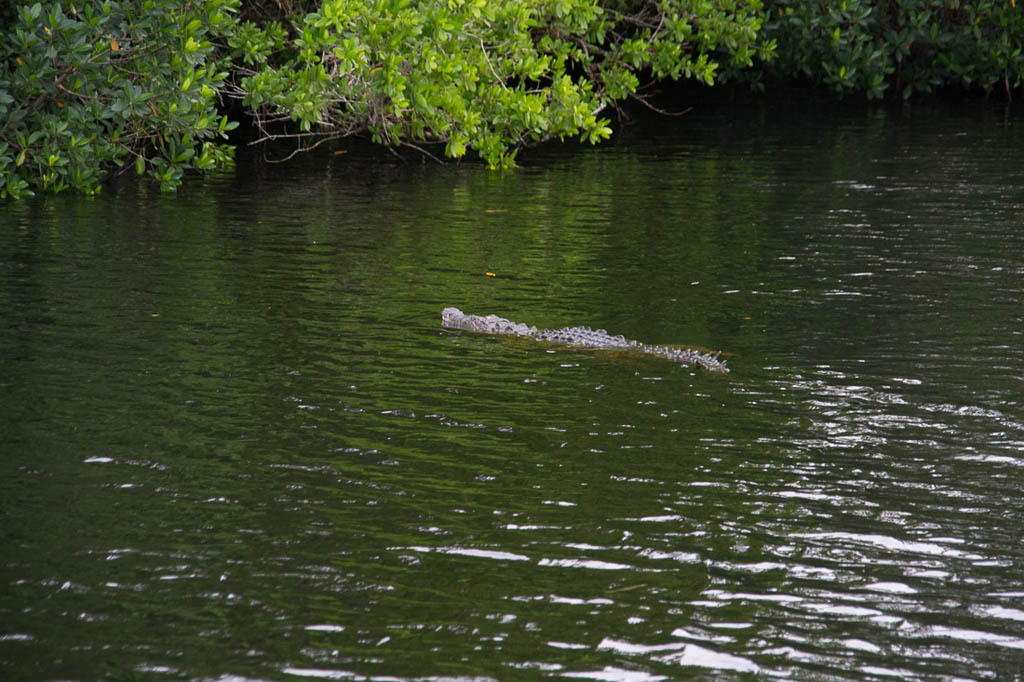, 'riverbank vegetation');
1,0,1022,199
752,0,1024,99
